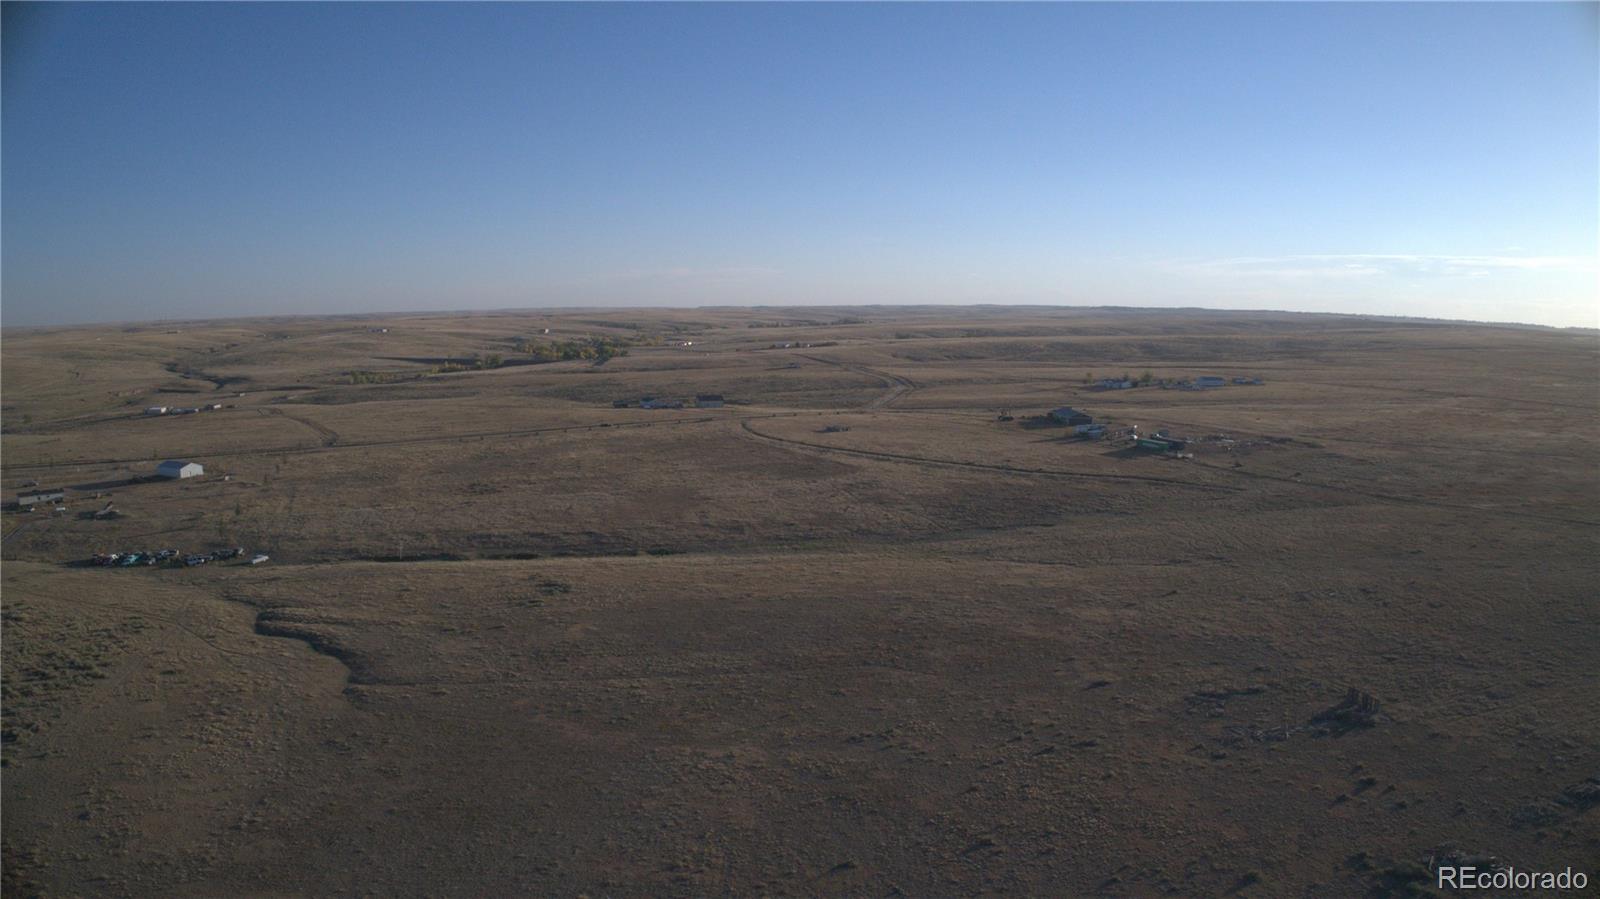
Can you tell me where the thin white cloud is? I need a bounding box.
[1183,254,1595,278]
[585,266,783,285]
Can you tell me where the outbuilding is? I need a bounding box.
[1049,407,1093,426]
[16,488,65,506]
[157,460,204,479]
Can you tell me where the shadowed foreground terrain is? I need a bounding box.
[3,306,1597,896]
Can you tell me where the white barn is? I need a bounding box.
[157,460,204,479]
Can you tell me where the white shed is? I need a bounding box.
[157,460,204,479]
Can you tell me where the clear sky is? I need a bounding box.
[3,2,1596,328]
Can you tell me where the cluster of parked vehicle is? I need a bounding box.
[89,547,269,568]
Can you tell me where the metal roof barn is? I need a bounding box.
[157,460,204,479]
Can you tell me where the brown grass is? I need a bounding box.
[3,306,1596,897]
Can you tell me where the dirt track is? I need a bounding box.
[737,417,1241,492]
[798,353,919,408]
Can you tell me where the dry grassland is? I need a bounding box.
[3,306,1596,896]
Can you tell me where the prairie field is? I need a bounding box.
[2,306,1596,897]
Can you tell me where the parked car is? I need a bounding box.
[183,554,209,567]
[119,553,145,566]
[249,554,270,565]
[156,549,178,560]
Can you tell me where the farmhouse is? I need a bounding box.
[696,394,725,408]
[157,460,204,479]
[1049,407,1093,426]
[17,488,65,506]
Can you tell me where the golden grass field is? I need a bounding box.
[3,306,1597,897]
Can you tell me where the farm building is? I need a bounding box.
[1049,407,1093,426]
[1195,376,1226,388]
[16,488,65,506]
[157,460,204,479]
[696,394,725,408]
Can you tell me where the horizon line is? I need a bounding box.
[3,301,1595,335]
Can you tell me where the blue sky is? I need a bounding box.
[3,2,1596,327]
